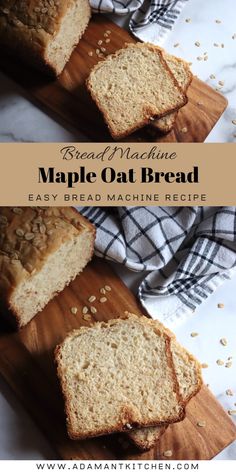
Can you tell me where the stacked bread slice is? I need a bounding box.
[55,313,202,449]
[87,43,192,140]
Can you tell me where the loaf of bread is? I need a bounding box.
[0,207,95,328]
[87,43,187,140]
[55,314,185,440]
[152,52,192,133]
[0,0,91,75]
[128,333,202,450]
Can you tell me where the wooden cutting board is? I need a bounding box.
[0,258,235,460]
[0,15,227,143]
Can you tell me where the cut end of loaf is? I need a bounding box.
[45,0,91,75]
[9,229,94,328]
[55,315,185,440]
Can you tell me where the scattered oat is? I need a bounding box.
[191,332,199,337]
[225,361,232,368]
[232,120,236,125]
[228,356,233,360]
[216,359,224,366]
[201,363,208,369]
[105,38,110,43]
[232,34,236,40]
[217,303,224,308]
[95,49,100,55]
[218,80,225,86]
[100,297,107,303]
[228,410,236,416]
[100,288,106,295]
[25,232,35,241]
[197,101,203,106]
[82,306,89,314]
[90,306,97,314]
[226,389,234,396]
[210,74,216,79]
[163,450,173,458]
[197,421,206,427]
[16,228,24,237]
[204,56,208,61]
[221,43,225,48]
[195,41,201,47]
[173,43,179,48]
[70,307,78,315]
[215,19,222,24]
[88,295,96,303]
[101,47,106,53]
[197,56,203,61]
[106,30,111,35]
[125,423,133,430]
[12,207,23,215]
[83,313,92,321]
[185,18,191,23]
[214,43,219,47]
[105,285,112,291]
[181,127,188,133]
[88,51,93,57]
[220,338,228,346]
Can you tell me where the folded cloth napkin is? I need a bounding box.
[78,206,236,327]
[90,0,188,43]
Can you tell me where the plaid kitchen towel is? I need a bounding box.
[78,206,236,327]
[90,0,188,43]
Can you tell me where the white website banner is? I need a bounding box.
[0,461,235,472]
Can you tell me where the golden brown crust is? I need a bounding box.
[86,42,187,140]
[55,314,185,441]
[0,207,95,328]
[0,0,91,75]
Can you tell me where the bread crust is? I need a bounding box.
[0,207,95,329]
[86,43,188,140]
[55,314,185,441]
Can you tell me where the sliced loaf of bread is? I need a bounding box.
[0,207,95,328]
[87,43,187,140]
[55,315,185,440]
[127,316,202,450]
[152,52,192,133]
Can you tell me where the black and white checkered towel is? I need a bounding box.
[90,0,188,42]
[78,207,236,327]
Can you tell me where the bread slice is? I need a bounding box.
[127,318,202,450]
[87,43,187,140]
[0,207,95,328]
[152,52,192,133]
[0,0,91,75]
[55,315,185,440]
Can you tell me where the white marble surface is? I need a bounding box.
[0,0,235,142]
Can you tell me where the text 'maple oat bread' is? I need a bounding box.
[152,51,193,133]
[127,331,202,450]
[55,314,185,440]
[0,0,91,76]
[87,42,188,140]
[0,207,95,328]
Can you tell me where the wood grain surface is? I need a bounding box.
[0,15,227,142]
[0,258,235,460]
